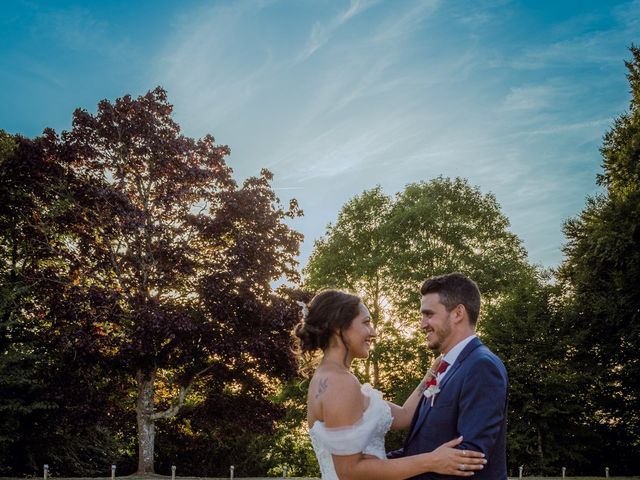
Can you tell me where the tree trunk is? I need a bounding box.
[537,424,544,469]
[364,356,371,383]
[372,356,380,390]
[136,370,156,474]
[372,275,381,390]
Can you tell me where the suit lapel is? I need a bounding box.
[437,337,482,392]
[407,394,429,444]
[406,337,483,444]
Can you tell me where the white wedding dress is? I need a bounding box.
[309,383,393,480]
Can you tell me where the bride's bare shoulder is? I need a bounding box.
[309,368,364,428]
[309,367,359,401]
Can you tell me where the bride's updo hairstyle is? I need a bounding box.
[294,290,361,353]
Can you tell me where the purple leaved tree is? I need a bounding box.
[60,87,302,474]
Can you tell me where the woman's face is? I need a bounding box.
[342,303,376,358]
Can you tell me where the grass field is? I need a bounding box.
[2,474,639,480]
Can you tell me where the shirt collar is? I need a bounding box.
[442,334,477,367]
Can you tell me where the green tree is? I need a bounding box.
[0,130,15,161]
[304,177,530,448]
[482,271,594,476]
[385,177,528,315]
[259,378,320,478]
[305,186,393,388]
[559,45,640,473]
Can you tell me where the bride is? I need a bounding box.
[294,290,486,480]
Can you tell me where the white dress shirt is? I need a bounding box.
[439,334,477,381]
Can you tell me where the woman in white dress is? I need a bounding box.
[294,290,486,480]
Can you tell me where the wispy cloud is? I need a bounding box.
[146,0,633,269]
[14,55,66,88]
[298,0,379,61]
[512,35,619,70]
[369,0,439,44]
[31,5,132,60]
[4,0,632,270]
[154,1,284,135]
[501,85,557,111]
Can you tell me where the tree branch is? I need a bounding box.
[150,364,216,420]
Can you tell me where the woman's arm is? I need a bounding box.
[333,436,486,480]
[387,356,441,430]
[318,371,485,480]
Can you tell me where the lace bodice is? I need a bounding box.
[308,383,393,480]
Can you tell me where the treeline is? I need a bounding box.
[1,48,639,477]
[0,88,305,477]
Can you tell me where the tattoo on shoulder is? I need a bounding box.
[316,377,328,399]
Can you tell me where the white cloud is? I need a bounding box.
[369,0,439,44]
[148,0,632,269]
[298,0,380,61]
[4,0,634,275]
[501,85,556,111]
[34,6,132,60]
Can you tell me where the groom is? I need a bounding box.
[388,272,508,479]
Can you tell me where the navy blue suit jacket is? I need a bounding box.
[388,337,508,480]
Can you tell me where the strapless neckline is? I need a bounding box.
[308,383,393,479]
[309,382,376,432]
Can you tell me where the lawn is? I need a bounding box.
[3,477,640,480]
[2,477,640,480]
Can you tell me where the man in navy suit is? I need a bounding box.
[388,272,508,480]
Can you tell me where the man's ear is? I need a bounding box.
[451,304,467,324]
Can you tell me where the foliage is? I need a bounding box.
[558,45,640,474]
[2,48,640,477]
[0,131,132,475]
[385,177,528,312]
[305,186,394,388]
[303,176,531,460]
[305,178,529,395]
[482,271,596,476]
[0,88,303,475]
[261,379,320,478]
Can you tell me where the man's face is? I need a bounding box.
[420,293,454,354]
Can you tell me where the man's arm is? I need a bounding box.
[456,355,507,457]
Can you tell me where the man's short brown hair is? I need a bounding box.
[421,272,481,325]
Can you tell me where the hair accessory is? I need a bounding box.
[296,300,309,319]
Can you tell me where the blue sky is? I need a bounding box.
[1,0,638,271]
